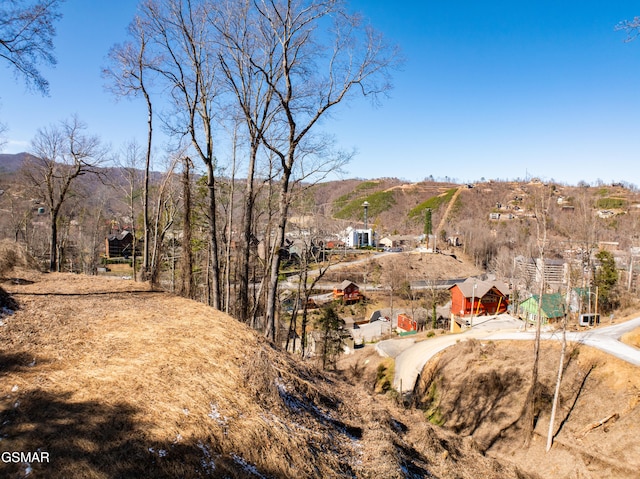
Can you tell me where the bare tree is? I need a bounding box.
[573,188,598,292]
[115,141,145,280]
[546,277,570,452]
[24,116,106,272]
[0,184,33,243]
[179,156,194,298]
[283,223,332,357]
[222,121,239,314]
[104,15,159,280]
[0,0,63,95]
[522,186,552,446]
[75,195,109,275]
[149,156,180,287]
[141,0,223,308]
[214,0,279,322]
[255,0,399,340]
[616,16,640,42]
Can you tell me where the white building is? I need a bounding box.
[343,227,374,248]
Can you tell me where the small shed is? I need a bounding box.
[378,235,417,250]
[518,293,566,324]
[333,280,361,303]
[397,313,417,332]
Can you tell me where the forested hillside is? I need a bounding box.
[3,150,640,318]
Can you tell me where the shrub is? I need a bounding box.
[0,240,39,276]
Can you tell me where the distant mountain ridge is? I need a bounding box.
[0,152,32,173]
[4,150,639,245]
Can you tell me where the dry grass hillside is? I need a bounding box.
[324,251,483,287]
[413,339,640,479]
[0,270,534,479]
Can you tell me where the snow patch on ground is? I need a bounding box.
[232,454,265,478]
[208,402,228,428]
[0,306,14,324]
[275,377,332,422]
[197,442,216,474]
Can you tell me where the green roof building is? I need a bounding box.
[518,292,566,324]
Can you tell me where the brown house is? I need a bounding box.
[449,278,509,318]
[333,280,362,303]
[105,231,134,259]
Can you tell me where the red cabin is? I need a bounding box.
[333,280,362,303]
[449,278,509,318]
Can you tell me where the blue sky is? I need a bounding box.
[2,1,640,186]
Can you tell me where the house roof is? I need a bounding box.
[335,280,358,290]
[379,235,417,242]
[521,293,565,318]
[451,278,509,298]
[107,230,132,242]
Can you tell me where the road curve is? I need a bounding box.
[383,315,640,395]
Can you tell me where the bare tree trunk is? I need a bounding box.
[89,204,105,275]
[141,97,152,280]
[523,278,544,446]
[49,208,59,272]
[523,188,550,446]
[205,239,212,306]
[206,161,221,310]
[546,312,567,451]
[238,145,257,321]
[224,127,238,315]
[547,274,571,452]
[104,17,154,281]
[250,172,276,331]
[149,159,178,288]
[265,171,292,341]
[179,157,193,298]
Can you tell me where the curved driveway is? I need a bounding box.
[377,315,640,395]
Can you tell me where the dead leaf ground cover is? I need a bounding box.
[0,271,532,479]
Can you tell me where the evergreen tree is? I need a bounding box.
[424,208,432,236]
[594,249,618,312]
[315,305,345,370]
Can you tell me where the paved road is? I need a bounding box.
[378,315,640,395]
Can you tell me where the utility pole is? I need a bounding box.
[470,280,477,327]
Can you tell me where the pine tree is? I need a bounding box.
[424,208,432,236]
[315,305,345,370]
[594,250,618,312]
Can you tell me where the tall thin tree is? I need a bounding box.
[522,186,552,446]
[104,15,158,280]
[253,0,399,341]
[142,0,223,308]
[214,0,279,322]
[179,156,194,298]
